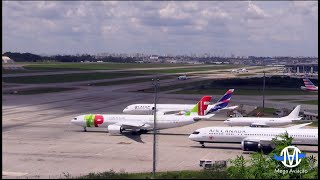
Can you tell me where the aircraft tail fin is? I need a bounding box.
[206,89,234,114]
[284,105,301,120]
[185,96,212,116]
[303,75,316,88]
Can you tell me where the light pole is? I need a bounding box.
[152,77,159,178]
[262,71,265,115]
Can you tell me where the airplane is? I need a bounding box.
[122,89,237,115]
[230,68,248,73]
[224,105,302,127]
[189,122,317,152]
[71,96,214,135]
[177,74,187,80]
[300,75,318,92]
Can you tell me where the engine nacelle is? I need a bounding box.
[108,124,123,135]
[241,140,274,153]
[241,140,261,151]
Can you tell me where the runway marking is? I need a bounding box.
[2,171,28,176]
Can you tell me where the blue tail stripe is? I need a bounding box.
[219,94,232,102]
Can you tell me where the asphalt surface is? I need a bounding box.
[2,67,318,178]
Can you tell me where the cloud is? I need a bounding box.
[2,1,318,56]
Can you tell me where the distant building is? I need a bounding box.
[302,110,318,121]
[149,55,159,60]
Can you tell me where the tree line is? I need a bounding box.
[2,52,138,63]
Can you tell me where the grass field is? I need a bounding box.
[174,88,317,96]
[138,78,318,95]
[138,65,243,74]
[90,75,176,86]
[137,80,213,93]
[3,72,144,84]
[22,62,197,71]
[3,87,77,95]
[270,99,318,105]
[293,100,318,105]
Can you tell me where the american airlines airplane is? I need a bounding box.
[224,105,302,127]
[71,96,214,135]
[189,123,317,152]
[300,75,318,91]
[123,89,237,115]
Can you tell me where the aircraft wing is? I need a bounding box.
[250,122,269,127]
[114,122,150,129]
[243,137,274,146]
[286,122,313,129]
[222,106,238,110]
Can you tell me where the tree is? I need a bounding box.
[227,132,318,179]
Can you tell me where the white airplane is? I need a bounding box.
[300,75,318,92]
[230,68,248,73]
[123,89,237,115]
[224,105,302,127]
[71,96,214,135]
[177,74,187,80]
[239,68,248,72]
[189,123,317,152]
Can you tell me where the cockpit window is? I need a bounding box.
[192,131,200,134]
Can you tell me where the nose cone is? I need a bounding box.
[224,119,231,125]
[71,115,86,127]
[123,106,131,114]
[188,133,199,141]
[188,134,196,141]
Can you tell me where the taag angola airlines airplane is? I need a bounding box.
[224,105,302,127]
[189,122,317,152]
[301,75,318,92]
[123,89,237,115]
[71,96,214,135]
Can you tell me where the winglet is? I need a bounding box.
[286,122,312,129]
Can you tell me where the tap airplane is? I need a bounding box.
[123,89,237,115]
[71,96,214,135]
[300,75,318,92]
[224,105,302,127]
[189,123,317,152]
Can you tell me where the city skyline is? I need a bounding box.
[3,1,318,57]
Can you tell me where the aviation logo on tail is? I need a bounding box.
[186,96,212,116]
[206,89,234,114]
[303,76,316,88]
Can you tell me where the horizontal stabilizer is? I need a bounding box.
[286,122,312,129]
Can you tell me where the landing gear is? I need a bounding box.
[83,127,87,132]
[200,142,205,148]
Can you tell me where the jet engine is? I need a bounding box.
[108,124,123,135]
[241,140,274,154]
[241,140,261,151]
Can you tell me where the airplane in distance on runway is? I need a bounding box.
[301,75,318,92]
[123,89,237,115]
[71,96,214,135]
[189,122,317,152]
[177,74,188,80]
[224,105,302,127]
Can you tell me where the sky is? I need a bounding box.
[2,1,318,57]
